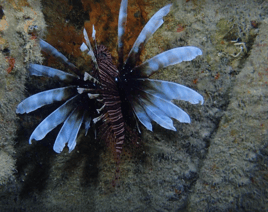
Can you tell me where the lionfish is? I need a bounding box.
[17,0,203,165]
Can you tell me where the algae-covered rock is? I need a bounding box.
[188,19,268,211]
[0,0,45,195]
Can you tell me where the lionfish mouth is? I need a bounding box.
[17,0,203,163]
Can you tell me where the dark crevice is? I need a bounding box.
[66,0,90,29]
[0,5,4,19]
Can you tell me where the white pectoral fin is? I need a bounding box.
[16,86,76,114]
[139,98,176,131]
[29,64,79,81]
[129,97,153,131]
[124,4,172,70]
[137,79,204,104]
[29,95,79,144]
[118,0,128,67]
[138,89,191,124]
[39,39,77,70]
[53,108,84,153]
[132,46,202,77]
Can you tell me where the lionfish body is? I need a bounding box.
[17,0,203,162]
[95,45,125,156]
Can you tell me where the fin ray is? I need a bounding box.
[16,86,77,114]
[29,64,79,81]
[29,95,79,144]
[131,46,202,77]
[53,108,84,153]
[124,4,171,71]
[39,39,77,71]
[135,79,204,104]
[118,0,128,68]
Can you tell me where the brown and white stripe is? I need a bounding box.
[96,45,125,156]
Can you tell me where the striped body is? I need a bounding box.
[96,45,125,156]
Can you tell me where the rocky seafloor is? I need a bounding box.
[0,0,267,211]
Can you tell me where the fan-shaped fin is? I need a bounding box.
[67,113,84,152]
[118,0,128,68]
[129,98,152,131]
[16,86,77,114]
[131,46,202,77]
[29,64,79,81]
[138,89,191,123]
[29,95,79,144]
[39,39,77,71]
[124,4,171,71]
[53,107,84,153]
[138,97,176,131]
[134,79,204,104]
